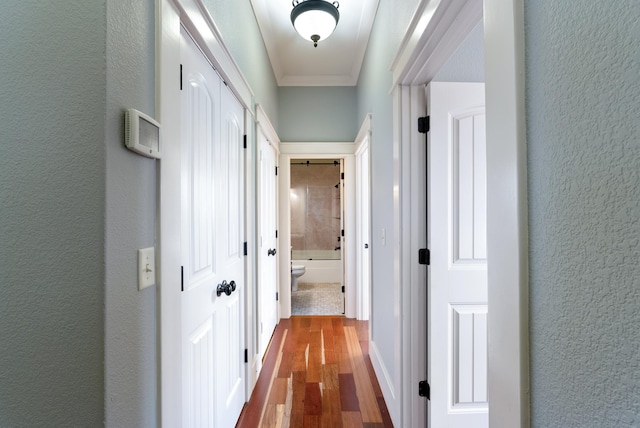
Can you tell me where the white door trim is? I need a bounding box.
[483,1,529,425]
[278,142,357,319]
[256,105,281,155]
[354,115,372,321]
[355,114,372,153]
[390,0,529,427]
[156,0,255,424]
[243,106,259,395]
[390,0,483,88]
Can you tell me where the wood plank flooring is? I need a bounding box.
[236,316,394,428]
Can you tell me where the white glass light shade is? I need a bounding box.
[293,9,336,41]
[291,1,339,46]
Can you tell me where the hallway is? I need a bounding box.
[236,317,394,427]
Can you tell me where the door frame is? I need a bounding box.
[390,0,528,427]
[278,142,357,319]
[156,0,256,425]
[354,115,372,321]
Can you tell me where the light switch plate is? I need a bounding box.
[138,247,156,290]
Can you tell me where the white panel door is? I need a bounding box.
[218,77,246,428]
[427,82,488,428]
[180,27,245,428]
[258,131,278,356]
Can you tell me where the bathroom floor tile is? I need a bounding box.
[291,282,343,315]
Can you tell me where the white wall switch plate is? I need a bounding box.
[138,247,156,290]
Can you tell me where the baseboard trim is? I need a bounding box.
[369,339,399,425]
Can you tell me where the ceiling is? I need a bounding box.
[250,0,380,86]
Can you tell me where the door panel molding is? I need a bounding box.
[428,80,488,428]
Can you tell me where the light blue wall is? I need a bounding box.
[104,0,158,426]
[4,1,637,427]
[103,1,278,425]
[203,0,279,128]
[356,0,422,402]
[0,1,278,426]
[278,86,358,141]
[433,21,484,82]
[525,1,640,426]
[0,1,106,426]
[0,0,165,426]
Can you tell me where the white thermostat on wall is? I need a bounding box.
[124,108,161,159]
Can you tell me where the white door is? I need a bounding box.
[427,82,488,427]
[258,132,278,356]
[180,27,246,428]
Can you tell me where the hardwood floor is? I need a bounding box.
[236,316,394,428]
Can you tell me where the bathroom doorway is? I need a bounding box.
[289,159,344,315]
[277,142,358,319]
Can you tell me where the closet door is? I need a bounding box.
[258,132,278,356]
[180,26,246,428]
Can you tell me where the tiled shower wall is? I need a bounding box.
[290,162,341,254]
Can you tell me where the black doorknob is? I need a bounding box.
[267,248,277,256]
[216,280,233,297]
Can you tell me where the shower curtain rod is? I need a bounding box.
[291,160,340,166]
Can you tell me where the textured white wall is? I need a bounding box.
[526,1,640,426]
[0,1,106,426]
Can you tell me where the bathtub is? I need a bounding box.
[291,250,342,284]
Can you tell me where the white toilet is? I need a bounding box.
[291,264,306,292]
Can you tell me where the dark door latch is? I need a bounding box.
[216,280,237,296]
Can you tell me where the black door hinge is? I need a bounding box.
[341,229,344,237]
[341,172,344,180]
[275,230,278,239]
[341,285,345,293]
[419,381,430,399]
[180,64,183,90]
[243,242,248,256]
[244,348,248,363]
[181,266,184,291]
[418,248,430,265]
[418,116,429,134]
[276,292,279,301]
[275,166,279,176]
[243,135,247,149]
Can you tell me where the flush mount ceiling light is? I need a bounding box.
[291,0,340,47]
